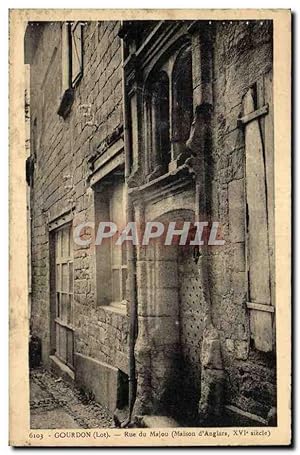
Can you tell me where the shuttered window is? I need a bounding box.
[61,22,83,93]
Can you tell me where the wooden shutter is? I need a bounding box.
[243,71,275,352]
[61,23,71,93]
[71,22,83,87]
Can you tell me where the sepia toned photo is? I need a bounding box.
[9,9,291,446]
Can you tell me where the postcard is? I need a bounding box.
[9,8,291,446]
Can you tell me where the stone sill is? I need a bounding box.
[101,304,127,316]
[128,163,193,201]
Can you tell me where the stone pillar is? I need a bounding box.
[133,207,181,417]
[132,201,152,416]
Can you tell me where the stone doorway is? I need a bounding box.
[135,209,205,423]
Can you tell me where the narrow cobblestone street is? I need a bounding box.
[30,368,114,429]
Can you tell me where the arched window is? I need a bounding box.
[172,45,193,157]
[145,43,193,180]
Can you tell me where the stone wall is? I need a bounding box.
[209,21,275,420]
[28,21,129,380]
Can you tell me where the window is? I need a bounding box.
[94,177,127,309]
[58,22,83,118]
[70,22,84,87]
[150,72,171,173]
[109,182,127,306]
[172,45,193,152]
[54,224,74,368]
[62,21,83,91]
[145,43,193,179]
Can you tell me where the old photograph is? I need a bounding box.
[9,9,291,446]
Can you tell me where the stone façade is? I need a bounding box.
[26,19,276,426]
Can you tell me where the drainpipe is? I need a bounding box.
[119,24,137,427]
[122,202,137,428]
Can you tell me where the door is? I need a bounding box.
[178,245,205,424]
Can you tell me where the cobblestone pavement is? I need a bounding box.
[30,368,114,429]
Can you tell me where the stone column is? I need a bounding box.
[133,207,181,417]
[132,201,152,416]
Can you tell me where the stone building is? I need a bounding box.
[25,19,276,427]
